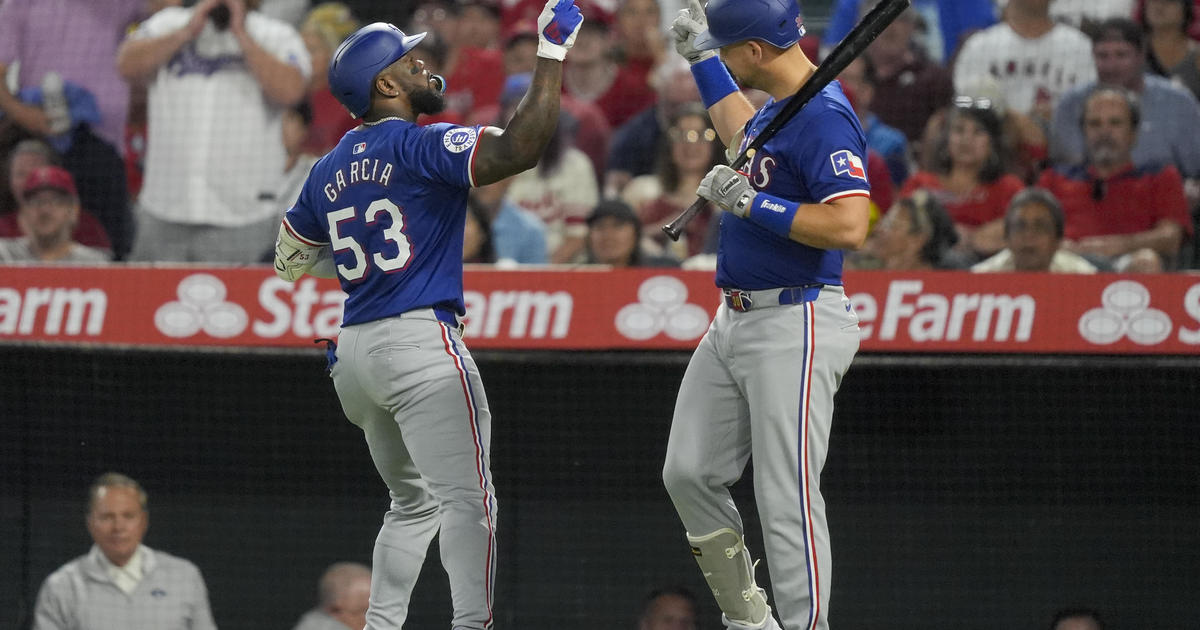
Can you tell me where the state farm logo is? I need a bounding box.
[1078,280,1172,345]
[852,280,1035,342]
[155,274,249,338]
[614,276,710,341]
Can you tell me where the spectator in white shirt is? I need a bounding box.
[117,0,311,263]
[954,0,1096,123]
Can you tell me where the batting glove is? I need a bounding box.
[671,0,715,65]
[698,164,757,218]
[537,0,584,61]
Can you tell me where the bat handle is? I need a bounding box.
[662,197,707,241]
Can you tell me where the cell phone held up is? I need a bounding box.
[209,4,231,30]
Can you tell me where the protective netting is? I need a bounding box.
[2,347,1197,629]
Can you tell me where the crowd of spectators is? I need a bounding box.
[1,0,1199,274]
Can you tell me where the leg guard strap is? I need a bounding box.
[687,528,772,627]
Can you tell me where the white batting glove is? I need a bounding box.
[536,0,584,61]
[698,164,756,218]
[671,0,715,65]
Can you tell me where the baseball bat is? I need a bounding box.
[662,0,912,241]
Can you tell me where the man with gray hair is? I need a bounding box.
[1038,87,1192,270]
[290,562,372,630]
[32,472,217,630]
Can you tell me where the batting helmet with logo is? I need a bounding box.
[328,22,427,118]
[694,0,805,51]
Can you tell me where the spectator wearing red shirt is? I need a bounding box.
[564,19,657,129]
[411,0,506,123]
[900,101,1024,260]
[865,150,895,223]
[1038,87,1192,270]
[608,0,664,121]
[471,25,612,182]
[498,0,616,42]
[298,2,360,153]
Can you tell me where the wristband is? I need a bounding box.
[537,39,568,61]
[691,56,738,108]
[747,193,799,238]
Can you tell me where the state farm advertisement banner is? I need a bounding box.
[2,266,1200,354]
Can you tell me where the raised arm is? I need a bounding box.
[470,0,583,186]
[117,0,219,83]
[669,0,755,145]
[227,0,307,107]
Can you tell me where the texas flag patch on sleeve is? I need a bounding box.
[830,149,867,181]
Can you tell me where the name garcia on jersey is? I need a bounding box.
[323,158,395,203]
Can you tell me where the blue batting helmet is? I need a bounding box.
[694,0,805,51]
[328,22,427,118]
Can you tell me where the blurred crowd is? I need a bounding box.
[2,0,1200,274]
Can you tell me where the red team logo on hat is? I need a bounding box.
[830,149,866,181]
[22,165,78,198]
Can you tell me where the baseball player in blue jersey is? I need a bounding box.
[271,2,583,628]
[661,1,870,629]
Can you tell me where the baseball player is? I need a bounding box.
[271,1,583,628]
[661,1,870,629]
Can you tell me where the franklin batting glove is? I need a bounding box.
[671,0,715,64]
[698,164,756,218]
[537,0,584,61]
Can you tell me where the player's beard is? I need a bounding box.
[405,82,446,117]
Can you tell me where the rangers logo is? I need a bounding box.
[830,149,867,181]
[724,289,753,312]
[443,127,478,154]
[353,142,366,154]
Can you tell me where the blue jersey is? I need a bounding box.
[284,120,484,326]
[715,82,869,290]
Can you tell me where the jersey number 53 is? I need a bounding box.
[328,199,412,282]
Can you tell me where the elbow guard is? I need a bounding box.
[273,223,323,282]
